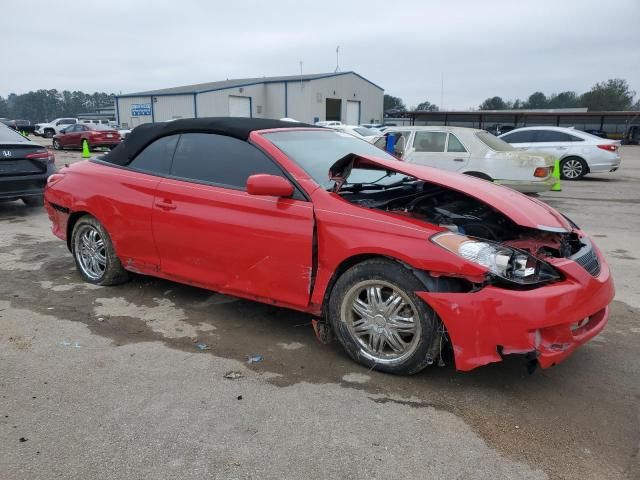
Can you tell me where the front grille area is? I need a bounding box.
[571,240,601,277]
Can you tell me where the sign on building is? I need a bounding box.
[131,103,152,116]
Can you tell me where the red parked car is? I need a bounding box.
[44,118,614,374]
[52,123,121,151]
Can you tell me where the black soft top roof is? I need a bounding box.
[102,117,317,166]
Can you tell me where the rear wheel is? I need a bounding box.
[71,216,129,286]
[22,195,44,207]
[44,129,54,139]
[560,157,588,180]
[329,259,441,375]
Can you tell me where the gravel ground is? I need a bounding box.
[1,137,638,479]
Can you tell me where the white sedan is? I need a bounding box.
[373,126,556,193]
[329,125,380,141]
[498,126,621,180]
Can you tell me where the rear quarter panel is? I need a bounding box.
[46,161,162,271]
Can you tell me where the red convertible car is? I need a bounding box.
[52,123,121,151]
[44,118,614,374]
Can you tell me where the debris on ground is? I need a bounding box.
[237,395,243,400]
[247,354,263,364]
[195,343,210,351]
[19,437,27,442]
[59,340,81,349]
[223,371,244,380]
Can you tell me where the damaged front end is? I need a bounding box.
[330,153,615,370]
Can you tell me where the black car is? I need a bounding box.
[583,129,609,139]
[14,120,37,135]
[0,124,56,206]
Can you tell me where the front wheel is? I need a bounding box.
[560,157,588,180]
[329,259,441,375]
[53,139,62,150]
[71,216,129,286]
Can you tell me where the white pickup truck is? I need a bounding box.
[35,118,78,138]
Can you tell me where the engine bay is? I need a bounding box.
[341,179,583,259]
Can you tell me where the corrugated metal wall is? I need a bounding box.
[153,95,195,121]
[116,96,153,128]
[117,73,384,126]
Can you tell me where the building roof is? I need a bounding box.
[118,71,383,98]
[403,110,640,117]
[101,117,317,166]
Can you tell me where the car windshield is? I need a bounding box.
[263,130,406,189]
[476,131,514,151]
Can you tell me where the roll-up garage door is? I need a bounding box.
[346,100,360,125]
[229,96,251,117]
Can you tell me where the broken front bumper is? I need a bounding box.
[417,244,615,371]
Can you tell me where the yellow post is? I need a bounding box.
[551,159,562,192]
[82,140,91,158]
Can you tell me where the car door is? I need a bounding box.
[60,124,79,147]
[405,131,468,171]
[499,130,535,150]
[502,130,570,158]
[73,124,89,148]
[93,134,180,273]
[526,130,571,158]
[152,133,315,309]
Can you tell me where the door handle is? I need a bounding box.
[453,158,465,162]
[155,199,176,210]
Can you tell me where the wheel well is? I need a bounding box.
[321,254,393,316]
[319,254,473,316]
[463,171,493,181]
[66,211,90,251]
[561,156,590,173]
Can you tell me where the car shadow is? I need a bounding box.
[0,200,43,218]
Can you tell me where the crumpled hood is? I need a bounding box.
[329,154,572,232]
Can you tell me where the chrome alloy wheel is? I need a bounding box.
[562,158,584,179]
[340,280,422,365]
[74,224,107,281]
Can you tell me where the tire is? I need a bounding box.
[44,129,54,139]
[560,157,588,180]
[22,195,44,207]
[464,171,493,182]
[328,259,441,375]
[71,216,129,286]
[52,139,62,150]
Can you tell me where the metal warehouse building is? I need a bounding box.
[115,71,383,128]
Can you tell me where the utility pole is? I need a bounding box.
[335,46,340,73]
[440,72,444,110]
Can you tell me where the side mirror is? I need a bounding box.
[246,174,294,198]
[59,129,66,134]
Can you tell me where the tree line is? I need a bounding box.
[0,90,115,123]
[384,78,638,114]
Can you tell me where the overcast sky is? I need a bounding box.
[2,0,638,109]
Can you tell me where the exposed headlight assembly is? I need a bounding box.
[431,232,561,286]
